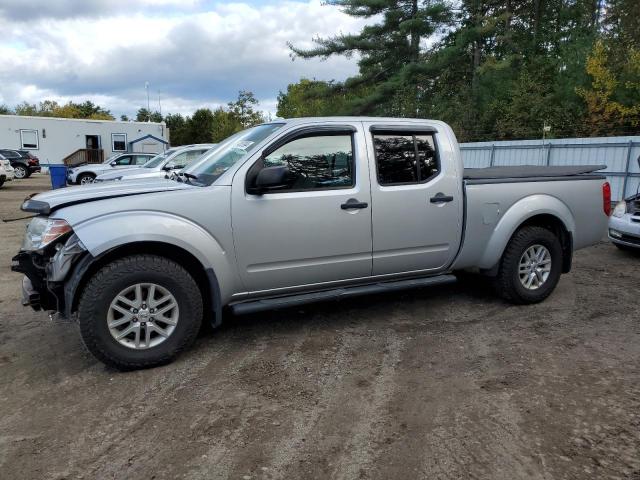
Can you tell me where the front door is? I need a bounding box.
[85,135,102,163]
[232,124,373,293]
[85,135,100,149]
[364,123,463,275]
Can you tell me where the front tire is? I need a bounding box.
[495,226,562,304]
[77,173,95,185]
[78,255,203,370]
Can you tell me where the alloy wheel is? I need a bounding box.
[107,283,179,349]
[518,244,552,290]
[14,166,26,179]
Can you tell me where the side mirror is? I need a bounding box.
[251,165,289,194]
[162,162,179,171]
[110,161,117,167]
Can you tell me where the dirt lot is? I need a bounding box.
[0,174,638,480]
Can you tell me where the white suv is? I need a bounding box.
[0,153,15,188]
[66,152,156,185]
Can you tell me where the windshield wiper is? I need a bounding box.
[182,172,199,181]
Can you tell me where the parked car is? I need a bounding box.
[0,153,16,187]
[13,117,610,369]
[66,152,156,185]
[0,149,41,179]
[95,144,216,183]
[608,156,640,251]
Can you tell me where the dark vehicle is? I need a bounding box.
[0,149,41,179]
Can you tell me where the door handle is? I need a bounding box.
[341,199,369,210]
[430,193,454,203]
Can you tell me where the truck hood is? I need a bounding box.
[22,178,195,215]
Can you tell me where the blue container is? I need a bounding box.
[49,164,68,190]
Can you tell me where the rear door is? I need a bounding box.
[364,123,463,275]
[231,123,373,293]
[133,155,153,165]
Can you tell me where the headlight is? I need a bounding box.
[22,217,73,251]
[612,201,627,218]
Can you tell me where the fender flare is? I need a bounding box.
[64,211,238,326]
[478,194,575,270]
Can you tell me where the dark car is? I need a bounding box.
[0,149,42,179]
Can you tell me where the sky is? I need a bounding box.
[0,0,368,118]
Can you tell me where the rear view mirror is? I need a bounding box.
[251,165,289,194]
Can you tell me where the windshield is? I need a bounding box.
[185,123,284,185]
[103,153,121,164]
[143,149,177,168]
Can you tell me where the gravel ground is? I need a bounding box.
[1,174,639,480]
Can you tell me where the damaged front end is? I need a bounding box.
[11,217,88,317]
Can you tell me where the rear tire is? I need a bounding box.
[78,255,203,370]
[77,173,95,185]
[495,226,562,304]
[13,165,27,179]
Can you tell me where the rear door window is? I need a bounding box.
[373,133,439,186]
[0,150,19,159]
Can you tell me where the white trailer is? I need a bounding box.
[0,114,169,167]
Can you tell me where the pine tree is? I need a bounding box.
[289,0,453,115]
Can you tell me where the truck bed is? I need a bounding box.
[453,169,608,272]
[463,165,606,183]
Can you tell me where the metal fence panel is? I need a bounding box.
[460,136,640,201]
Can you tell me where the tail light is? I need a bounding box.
[28,159,39,165]
[602,182,611,216]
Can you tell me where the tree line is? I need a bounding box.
[155,91,267,145]
[277,0,639,141]
[0,100,114,120]
[0,91,267,147]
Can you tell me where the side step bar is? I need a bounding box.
[230,274,457,315]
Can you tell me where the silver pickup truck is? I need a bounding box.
[12,118,610,369]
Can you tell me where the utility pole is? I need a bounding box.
[158,91,162,118]
[541,122,551,165]
[145,82,150,122]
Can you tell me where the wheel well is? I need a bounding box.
[72,241,212,318]
[515,214,573,273]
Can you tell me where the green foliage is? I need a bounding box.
[164,113,187,145]
[284,0,639,140]
[186,108,216,144]
[165,90,266,146]
[12,100,114,120]
[276,79,363,118]
[136,108,163,122]
[227,90,265,128]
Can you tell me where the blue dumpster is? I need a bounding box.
[49,164,68,189]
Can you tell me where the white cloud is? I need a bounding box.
[0,1,366,118]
